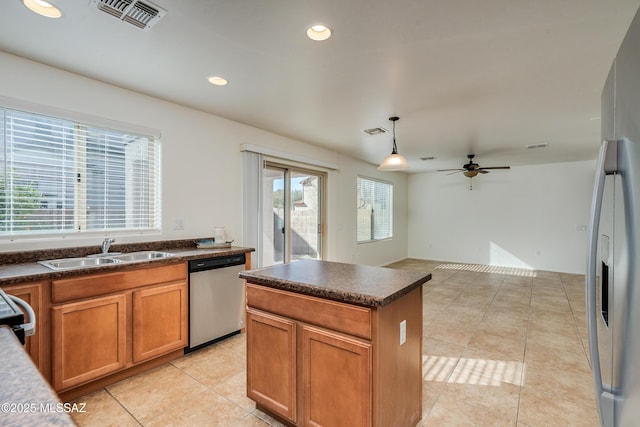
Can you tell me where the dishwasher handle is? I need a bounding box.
[189,254,246,272]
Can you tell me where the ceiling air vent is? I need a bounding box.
[92,0,167,30]
[526,143,548,149]
[363,127,387,136]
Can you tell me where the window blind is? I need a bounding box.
[0,107,160,237]
[356,176,392,242]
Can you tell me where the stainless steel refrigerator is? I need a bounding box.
[586,6,640,427]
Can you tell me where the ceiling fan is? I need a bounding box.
[437,154,510,189]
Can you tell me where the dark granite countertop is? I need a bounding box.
[0,244,254,286]
[239,259,431,307]
[0,327,75,427]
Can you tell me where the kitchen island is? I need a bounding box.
[239,260,431,427]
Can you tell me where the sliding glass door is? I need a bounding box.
[262,165,286,265]
[262,163,324,266]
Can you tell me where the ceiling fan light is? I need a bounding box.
[378,153,409,171]
[463,170,478,178]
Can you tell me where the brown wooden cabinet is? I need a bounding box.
[3,282,44,372]
[246,309,297,423]
[302,325,372,427]
[52,294,127,390]
[132,282,188,363]
[245,283,422,427]
[50,263,188,393]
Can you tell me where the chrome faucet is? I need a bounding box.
[101,238,115,254]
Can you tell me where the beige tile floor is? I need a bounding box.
[70,259,598,427]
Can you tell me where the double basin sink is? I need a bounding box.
[38,251,174,271]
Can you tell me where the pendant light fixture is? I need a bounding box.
[378,116,409,171]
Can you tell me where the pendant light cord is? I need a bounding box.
[390,116,399,154]
[392,119,398,154]
[378,116,407,171]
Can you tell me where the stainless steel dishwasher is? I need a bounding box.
[186,253,246,352]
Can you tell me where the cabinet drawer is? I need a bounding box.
[52,263,187,303]
[246,284,372,340]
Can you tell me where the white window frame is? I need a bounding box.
[0,99,161,240]
[356,175,393,243]
[262,160,326,265]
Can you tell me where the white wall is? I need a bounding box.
[0,51,408,267]
[407,161,595,274]
[4,51,588,272]
[334,154,409,266]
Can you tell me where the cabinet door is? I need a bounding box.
[246,308,297,423]
[52,294,127,391]
[4,282,43,372]
[302,325,372,427]
[132,282,188,363]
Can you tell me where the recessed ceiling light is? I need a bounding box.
[22,0,62,18]
[207,76,228,86]
[306,24,332,41]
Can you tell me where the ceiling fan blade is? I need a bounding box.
[478,169,490,174]
[446,170,464,176]
[480,166,510,170]
[437,168,465,172]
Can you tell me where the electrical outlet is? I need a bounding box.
[399,320,406,345]
[172,218,184,230]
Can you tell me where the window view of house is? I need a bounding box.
[0,108,160,236]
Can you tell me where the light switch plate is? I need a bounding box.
[400,320,406,345]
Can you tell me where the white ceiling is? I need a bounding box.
[1,0,639,173]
